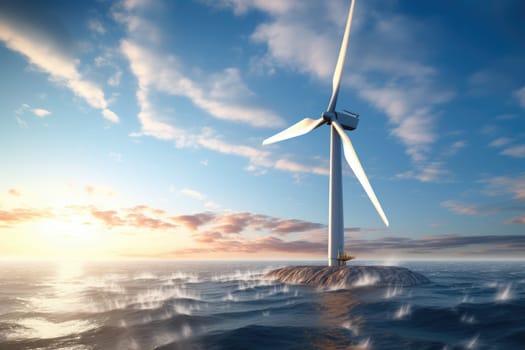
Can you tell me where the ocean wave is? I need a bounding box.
[384,286,403,299]
[495,284,512,301]
[394,304,411,319]
[4,317,97,341]
[212,268,271,283]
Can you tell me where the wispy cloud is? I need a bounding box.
[181,188,206,201]
[514,85,525,109]
[0,6,119,123]
[32,108,51,117]
[443,175,525,222]
[15,103,51,121]
[345,234,525,256]
[177,236,324,256]
[120,39,283,129]
[505,216,525,225]
[441,200,480,215]
[7,188,21,197]
[501,145,525,158]
[396,162,449,183]
[489,137,513,148]
[3,192,524,257]
[115,0,283,128]
[90,205,176,230]
[94,49,123,87]
[481,175,525,201]
[487,135,525,159]
[87,18,106,35]
[119,29,327,177]
[0,208,53,227]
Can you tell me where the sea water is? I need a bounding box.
[0,260,524,349]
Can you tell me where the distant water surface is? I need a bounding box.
[0,260,524,349]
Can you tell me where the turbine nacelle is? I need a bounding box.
[322,110,359,131]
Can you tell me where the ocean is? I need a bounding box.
[0,260,524,349]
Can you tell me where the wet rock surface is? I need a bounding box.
[265,265,430,288]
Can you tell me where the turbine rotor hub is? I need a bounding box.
[322,111,359,130]
[322,111,336,124]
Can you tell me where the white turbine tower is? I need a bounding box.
[262,0,389,266]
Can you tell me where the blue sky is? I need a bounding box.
[0,0,524,260]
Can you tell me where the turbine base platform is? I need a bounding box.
[266,265,430,289]
[336,252,355,266]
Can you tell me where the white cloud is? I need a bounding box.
[94,49,123,87]
[514,85,525,109]
[480,175,525,201]
[87,19,106,35]
[14,103,50,123]
[0,19,119,123]
[441,200,479,215]
[489,137,513,148]
[31,108,51,117]
[15,115,27,128]
[204,201,220,209]
[180,188,222,209]
[251,18,337,80]
[216,0,301,16]
[181,188,205,201]
[108,70,122,87]
[120,40,282,128]
[116,4,330,178]
[102,109,119,123]
[501,145,525,158]
[444,140,466,156]
[396,162,449,183]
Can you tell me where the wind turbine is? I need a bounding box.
[262,0,389,267]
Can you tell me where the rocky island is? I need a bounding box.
[266,265,430,289]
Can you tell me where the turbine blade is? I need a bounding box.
[327,0,356,112]
[332,121,389,226]
[262,117,325,146]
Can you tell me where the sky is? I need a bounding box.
[0,0,524,261]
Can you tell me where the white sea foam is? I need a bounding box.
[133,285,200,310]
[341,320,360,336]
[133,272,157,280]
[354,337,371,349]
[485,281,499,288]
[325,280,348,291]
[151,324,192,350]
[394,304,411,319]
[384,285,402,298]
[173,303,199,315]
[460,314,476,324]
[165,271,200,283]
[353,273,379,287]
[222,292,238,302]
[269,284,290,295]
[496,284,512,301]
[461,294,474,303]
[465,334,479,349]
[181,324,192,337]
[212,269,266,282]
[237,278,273,291]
